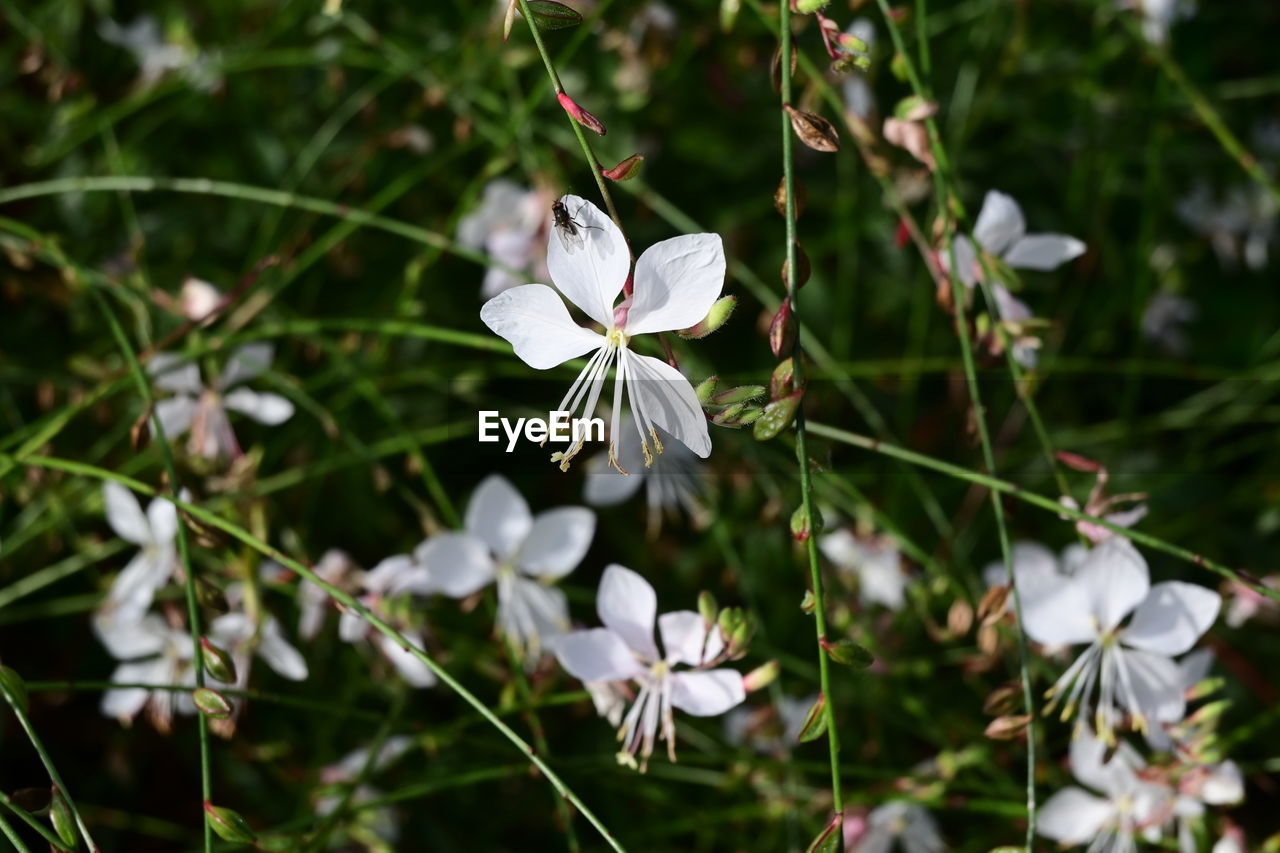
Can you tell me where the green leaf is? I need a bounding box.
[824,639,874,668]
[0,665,29,714]
[525,0,583,30]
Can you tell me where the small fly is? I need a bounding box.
[551,197,601,255]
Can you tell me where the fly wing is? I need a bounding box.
[555,223,585,255]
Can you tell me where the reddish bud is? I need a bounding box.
[204,802,256,843]
[769,297,796,358]
[557,92,606,136]
[601,153,644,181]
[894,218,911,249]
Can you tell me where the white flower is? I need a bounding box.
[553,565,746,771]
[848,801,946,853]
[98,481,179,622]
[99,16,194,87]
[148,343,295,461]
[457,179,551,298]
[1177,182,1276,270]
[1039,727,1173,852]
[1117,0,1196,45]
[841,18,877,120]
[982,540,1089,621]
[1169,760,1244,853]
[480,195,723,470]
[297,549,361,641]
[96,613,196,731]
[582,414,706,528]
[420,474,594,663]
[337,558,437,689]
[1142,292,1197,355]
[1222,575,1280,628]
[723,694,815,755]
[322,736,415,784]
[950,190,1086,287]
[819,528,908,611]
[179,276,223,322]
[1022,539,1221,738]
[210,611,309,685]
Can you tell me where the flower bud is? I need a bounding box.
[769,297,796,358]
[711,402,746,425]
[601,153,644,182]
[797,693,829,742]
[800,589,816,613]
[1185,675,1226,702]
[720,0,741,31]
[0,665,29,714]
[192,687,234,720]
[695,375,718,405]
[784,105,840,153]
[557,92,606,136]
[678,295,737,339]
[717,606,742,642]
[180,276,223,322]
[204,802,256,844]
[984,714,1032,741]
[743,660,779,692]
[837,32,869,54]
[982,683,1021,716]
[200,638,238,684]
[50,786,76,848]
[712,384,765,406]
[795,0,830,13]
[503,0,517,41]
[698,591,718,629]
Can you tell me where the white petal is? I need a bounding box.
[625,352,712,458]
[507,578,571,647]
[464,474,532,561]
[670,669,745,716]
[982,540,1057,588]
[517,507,595,579]
[1119,648,1186,723]
[1036,787,1114,844]
[658,610,721,667]
[553,628,644,682]
[1122,582,1221,656]
[148,353,203,394]
[379,633,437,688]
[219,342,275,389]
[597,564,659,660]
[582,446,646,506]
[256,618,309,681]
[1069,725,1138,793]
[1200,761,1244,805]
[1004,234,1086,270]
[947,234,979,287]
[417,532,496,598]
[209,611,252,644]
[545,194,629,327]
[818,529,859,570]
[973,190,1026,256]
[1178,648,1215,688]
[93,612,169,660]
[625,234,726,335]
[222,388,295,425]
[338,610,367,643]
[105,550,173,621]
[1020,579,1097,647]
[363,554,419,596]
[154,395,197,438]
[146,496,178,546]
[1074,538,1151,632]
[103,481,152,545]
[101,660,167,720]
[480,284,606,369]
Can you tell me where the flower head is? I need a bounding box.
[847,801,946,853]
[336,555,437,689]
[99,481,179,622]
[480,195,723,470]
[820,528,909,611]
[95,612,196,732]
[457,179,551,298]
[950,190,1086,286]
[148,343,294,462]
[553,565,746,771]
[1021,539,1221,739]
[420,474,594,663]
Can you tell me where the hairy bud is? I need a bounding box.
[678,295,737,339]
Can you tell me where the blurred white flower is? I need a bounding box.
[949,190,1086,287]
[297,549,362,641]
[322,736,414,784]
[1038,727,1173,852]
[99,16,219,91]
[148,343,294,461]
[982,540,1090,624]
[337,554,437,689]
[315,737,414,849]
[723,694,815,755]
[841,18,877,120]
[1169,760,1244,853]
[96,613,196,732]
[98,481,179,622]
[179,276,223,322]
[457,180,550,298]
[1177,182,1276,271]
[480,194,721,469]
[1142,291,1198,355]
[846,801,945,853]
[1117,0,1196,45]
[1222,575,1280,628]
[210,611,309,684]
[553,565,746,771]
[819,528,908,611]
[1022,539,1221,738]
[420,474,594,663]
[582,414,706,529]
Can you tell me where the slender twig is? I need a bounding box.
[0,810,34,853]
[0,791,73,852]
[91,289,214,851]
[778,2,844,844]
[6,456,628,853]
[513,0,623,228]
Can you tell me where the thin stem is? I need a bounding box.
[91,289,214,851]
[7,456,628,853]
[514,0,623,228]
[0,792,71,852]
[0,810,34,853]
[778,1,844,843]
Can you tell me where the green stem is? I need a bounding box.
[778,1,844,843]
[0,810,34,853]
[91,290,214,851]
[0,792,71,852]
[7,456,628,853]
[513,0,624,229]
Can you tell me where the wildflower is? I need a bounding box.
[949,190,1086,286]
[209,611,309,684]
[553,564,747,771]
[337,558,437,689]
[1038,727,1173,852]
[148,343,294,461]
[1057,452,1148,545]
[297,549,361,641]
[315,737,415,849]
[1142,291,1198,355]
[846,801,946,853]
[819,528,908,611]
[1176,182,1276,270]
[723,694,815,755]
[96,612,197,732]
[456,179,551,298]
[1169,760,1244,853]
[1022,539,1221,739]
[98,481,179,622]
[1117,0,1196,45]
[480,194,722,469]
[1222,575,1280,628]
[179,276,223,322]
[582,414,707,530]
[981,540,1090,620]
[98,16,218,91]
[841,19,877,120]
[420,474,594,663]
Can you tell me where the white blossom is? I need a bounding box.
[848,801,946,853]
[950,190,1086,286]
[148,343,294,461]
[1142,291,1198,355]
[297,549,362,641]
[1177,182,1276,271]
[210,611,310,685]
[1022,539,1221,738]
[457,179,551,298]
[553,565,746,771]
[95,613,196,731]
[820,528,908,611]
[480,195,722,470]
[419,474,594,663]
[98,481,179,622]
[99,16,219,91]
[337,555,437,689]
[841,19,877,120]
[1117,0,1196,45]
[582,414,706,528]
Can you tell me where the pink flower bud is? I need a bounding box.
[601,153,644,181]
[557,92,607,136]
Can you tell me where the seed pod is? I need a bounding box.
[49,786,76,848]
[753,390,803,441]
[193,687,234,720]
[601,153,644,182]
[773,175,807,218]
[200,637,238,684]
[769,297,796,358]
[984,714,1032,741]
[781,243,811,290]
[823,638,874,668]
[796,693,829,742]
[556,92,606,136]
[784,105,840,152]
[204,802,256,844]
[771,357,797,399]
[790,505,813,541]
[982,682,1022,716]
[977,584,1010,625]
[131,404,153,451]
[770,46,798,95]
